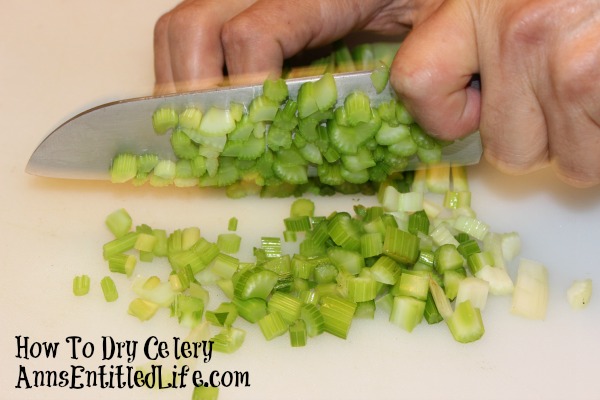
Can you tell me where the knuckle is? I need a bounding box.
[500,0,553,49]
[221,14,265,50]
[550,43,600,101]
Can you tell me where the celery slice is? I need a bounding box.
[100,276,118,302]
[447,300,485,343]
[73,275,90,296]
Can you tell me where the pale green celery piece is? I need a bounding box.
[267,292,303,324]
[429,278,453,320]
[447,299,485,343]
[100,276,118,302]
[102,231,138,260]
[110,153,137,183]
[248,94,280,123]
[178,107,202,130]
[370,62,390,94]
[198,106,236,136]
[395,102,414,125]
[228,217,238,232]
[108,254,137,277]
[105,208,132,238]
[344,91,372,126]
[152,107,178,134]
[376,122,411,146]
[134,232,157,253]
[417,146,442,165]
[297,81,319,119]
[137,153,159,173]
[205,302,238,327]
[263,77,289,103]
[327,247,364,275]
[454,215,490,241]
[347,275,379,302]
[73,275,90,296]
[382,226,420,264]
[258,311,289,340]
[128,298,160,321]
[211,327,246,353]
[455,276,490,311]
[289,319,308,347]
[320,296,357,339]
[210,252,240,279]
[312,72,338,111]
[234,267,279,300]
[153,159,177,180]
[434,244,465,274]
[394,271,430,301]
[370,256,401,285]
[360,232,383,258]
[233,297,268,323]
[444,269,467,300]
[390,295,425,332]
[229,102,245,122]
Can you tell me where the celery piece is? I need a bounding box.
[312,72,338,111]
[297,81,319,119]
[171,294,205,328]
[107,253,137,277]
[137,153,159,174]
[205,302,238,327]
[234,267,279,300]
[263,77,289,103]
[134,232,157,253]
[327,212,361,251]
[370,256,401,285]
[566,279,593,310]
[394,271,430,301]
[105,208,132,238]
[178,107,202,130]
[300,303,325,337]
[290,198,315,218]
[429,278,453,320]
[424,291,443,324]
[344,91,372,126]
[273,100,298,130]
[289,319,308,347]
[510,259,549,320]
[249,94,280,123]
[128,298,159,321]
[467,251,495,275]
[447,300,485,343]
[152,107,178,134]
[382,226,420,264]
[454,215,489,241]
[110,153,137,183]
[475,264,514,296]
[360,232,383,258]
[376,122,411,146]
[212,327,246,353]
[390,296,425,332]
[284,216,312,232]
[320,296,357,339]
[233,297,268,323]
[198,106,236,136]
[228,217,238,232]
[268,292,303,324]
[347,274,379,302]
[443,268,467,301]
[192,385,219,400]
[210,252,239,279]
[370,62,390,94]
[100,276,118,302]
[327,246,365,275]
[258,311,289,341]
[457,239,481,258]
[456,277,489,311]
[408,210,430,236]
[217,233,242,254]
[73,275,90,296]
[434,244,465,273]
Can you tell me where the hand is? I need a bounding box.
[391,0,600,187]
[153,0,442,92]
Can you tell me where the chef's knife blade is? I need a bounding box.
[26,71,482,180]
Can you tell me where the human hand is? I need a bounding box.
[391,0,600,187]
[153,0,442,92]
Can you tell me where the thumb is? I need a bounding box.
[390,0,480,140]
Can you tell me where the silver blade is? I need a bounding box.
[26,71,482,180]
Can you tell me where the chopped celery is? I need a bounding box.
[73,275,90,296]
[105,208,132,238]
[447,300,485,343]
[100,276,118,302]
[567,279,593,310]
[511,259,549,320]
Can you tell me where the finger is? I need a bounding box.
[154,0,255,93]
[545,22,600,187]
[154,9,176,94]
[220,0,414,84]
[390,0,481,140]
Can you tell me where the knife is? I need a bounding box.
[26,71,482,180]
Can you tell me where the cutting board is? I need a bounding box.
[1,1,599,400]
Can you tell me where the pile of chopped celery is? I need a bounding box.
[110,44,452,199]
[81,164,560,353]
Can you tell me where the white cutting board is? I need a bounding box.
[1,1,599,400]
